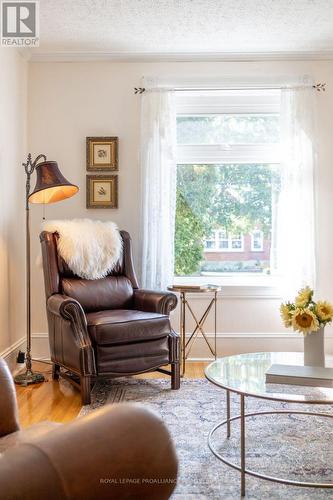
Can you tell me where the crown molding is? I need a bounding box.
[17,48,31,61]
[27,50,333,63]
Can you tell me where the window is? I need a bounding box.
[204,232,216,250]
[218,230,229,250]
[177,114,280,145]
[231,233,243,250]
[174,90,281,279]
[251,230,264,252]
[204,230,244,252]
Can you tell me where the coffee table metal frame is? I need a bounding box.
[205,364,333,497]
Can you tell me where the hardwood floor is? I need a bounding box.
[16,361,208,428]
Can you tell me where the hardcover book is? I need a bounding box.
[172,284,205,290]
[265,364,333,388]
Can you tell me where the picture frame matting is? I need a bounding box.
[86,136,118,171]
[86,174,118,209]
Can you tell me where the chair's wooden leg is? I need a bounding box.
[52,363,60,380]
[171,362,180,390]
[80,376,91,405]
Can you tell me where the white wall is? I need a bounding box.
[28,60,333,359]
[0,48,27,361]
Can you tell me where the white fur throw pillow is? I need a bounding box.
[43,218,122,280]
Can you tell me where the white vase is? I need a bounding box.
[303,327,325,367]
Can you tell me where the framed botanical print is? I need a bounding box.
[86,137,118,171]
[86,175,118,209]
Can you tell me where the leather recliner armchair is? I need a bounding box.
[40,230,180,404]
[0,357,178,499]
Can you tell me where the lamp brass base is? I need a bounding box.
[14,369,45,386]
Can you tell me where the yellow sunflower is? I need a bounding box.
[280,303,292,327]
[295,286,313,308]
[291,308,319,335]
[315,301,333,322]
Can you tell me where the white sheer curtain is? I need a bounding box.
[274,87,317,296]
[140,90,177,290]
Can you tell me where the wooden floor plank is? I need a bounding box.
[16,361,208,427]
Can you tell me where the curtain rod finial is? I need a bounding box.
[313,83,326,92]
[134,87,146,94]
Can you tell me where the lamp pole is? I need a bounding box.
[15,154,47,385]
[14,154,78,385]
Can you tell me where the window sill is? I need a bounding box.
[172,274,282,299]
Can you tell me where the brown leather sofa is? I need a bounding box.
[40,230,180,404]
[0,357,178,499]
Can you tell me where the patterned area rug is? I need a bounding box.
[79,379,333,499]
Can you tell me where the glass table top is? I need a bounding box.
[205,352,333,404]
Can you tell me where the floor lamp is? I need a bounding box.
[14,154,79,385]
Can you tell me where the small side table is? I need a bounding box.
[168,285,221,376]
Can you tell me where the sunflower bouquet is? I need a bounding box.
[280,286,333,335]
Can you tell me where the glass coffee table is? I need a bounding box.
[205,352,333,497]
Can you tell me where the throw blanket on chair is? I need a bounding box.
[43,218,122,280]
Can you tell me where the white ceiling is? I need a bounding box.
[32,0,333,60]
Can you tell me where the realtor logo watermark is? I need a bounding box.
[1,1,39,46]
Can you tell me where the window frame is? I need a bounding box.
[251,230,264,252]
[176,90,281,165]
[175,90,281,286]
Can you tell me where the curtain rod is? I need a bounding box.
[134,82,326,94]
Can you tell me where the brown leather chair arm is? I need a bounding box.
[47,294,90,345]
[0,404,178,500]
[47,294,86,322]
[0,358,20,438]
[47,294,95,375]
[134,289,178,315]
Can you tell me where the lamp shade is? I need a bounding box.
[28,161,79,204]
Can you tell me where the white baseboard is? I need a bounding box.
[0,336,25,358]
[31,333,50,360]
[31,332,333,361]
[33,331,332,339]
[0,336,26,374]
[187,331,333,338]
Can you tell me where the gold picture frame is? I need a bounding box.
[86,136,118,171]
[86,175,118,209]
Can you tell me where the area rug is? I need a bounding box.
[79,379,333,499]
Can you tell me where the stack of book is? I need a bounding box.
[172,284,220,291]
